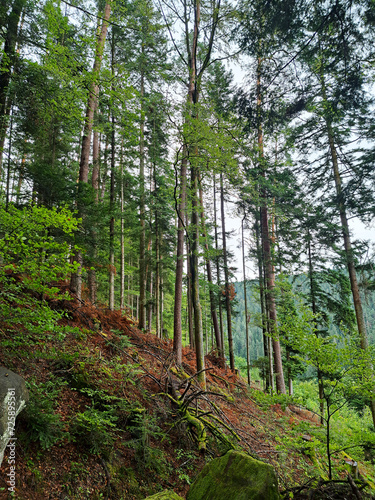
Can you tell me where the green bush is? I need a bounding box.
[20,380,65,449]
[70,407,118,457]
[125,411,170,476]
[0,203,80,334]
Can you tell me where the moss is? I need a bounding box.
[183,409,207,453]
[170,366,190,380]
[187,450,280,500]
[145,490,184,499]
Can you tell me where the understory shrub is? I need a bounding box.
[19,380,65,449]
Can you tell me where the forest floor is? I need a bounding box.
[0,289,374,499]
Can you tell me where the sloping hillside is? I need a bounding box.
[0,290,373,499]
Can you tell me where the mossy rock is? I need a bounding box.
[187,449,280,500]
[144,490,184,499]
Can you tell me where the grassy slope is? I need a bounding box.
[0,291,373,499]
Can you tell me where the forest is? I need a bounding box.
[1,0,375,497]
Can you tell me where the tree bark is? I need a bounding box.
[91,99,100,201]
[186,229,194,347]
[160,260,164,336]
[108,31,116,310]
[138,65,146,330]
[322,87,375,426]
[257,56,286,394]
[147,237,153,331]
[173,0,200,364]
[242,217,251,385]
[173,0,221,384]
[173,144,188,360]
[0,0,26,173]
[189,3,205,382]
[88,98,99,304]
[190,163,205,387]
[79,2,111,184]
[120,140,125,310]
[109,110,115,310]
[70,1,112,299]
[199,183,222,356]
[255,215,269,390]
[220,173,235,372]
[213,176,225,358]
[155,211,160,337]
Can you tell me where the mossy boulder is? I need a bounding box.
[144,491,184,499]
[187,449,280,500]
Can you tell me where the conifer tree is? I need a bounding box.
[290,0,375,424]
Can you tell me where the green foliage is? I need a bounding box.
[175,449,196,485]
[109,331,133,350]
[292,380,320,411]
[70,406,118,457]
[20,380,65,449]
[0,203,80,333]
[235,355,261,385]
[125,410,169,476]
[53,350,81,371]
[242,352,375,482]
[0,204,79,287]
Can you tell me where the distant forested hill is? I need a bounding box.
[232,276,375,363]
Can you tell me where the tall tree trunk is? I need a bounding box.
[109,111,115,310]
[255,215,269,390]
[100,136,110,202]
[148,272,153,332]
[321,85,375,426]
[173,0,220,383]
[286,349,293,395]
[326,122,368,346]
[173,144,188,359]
[307,230,324,423]
[0,0,26,173]
[213,176,225,358]
[220,174,235,372]
[16,151,26,204]
[92,100,100,201]
[5,110,13,211]
[155,211,160,337]
[108,32,116,311]
[119,139,125,309]
[146,237,153,331]
[257,56,285,394]
[78,2,111,185]
[242,217,251,386]
[88,95,100,304]
[187,0,207,387]
[138,66,146,330]
[129,258,134,316]
[70,1,112,299]
[186,229,194,347]
[260,201,285,393]
[199,183,222,356]
[190,164,205,387]
[173,0,201,360]
[160,262,164,337]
